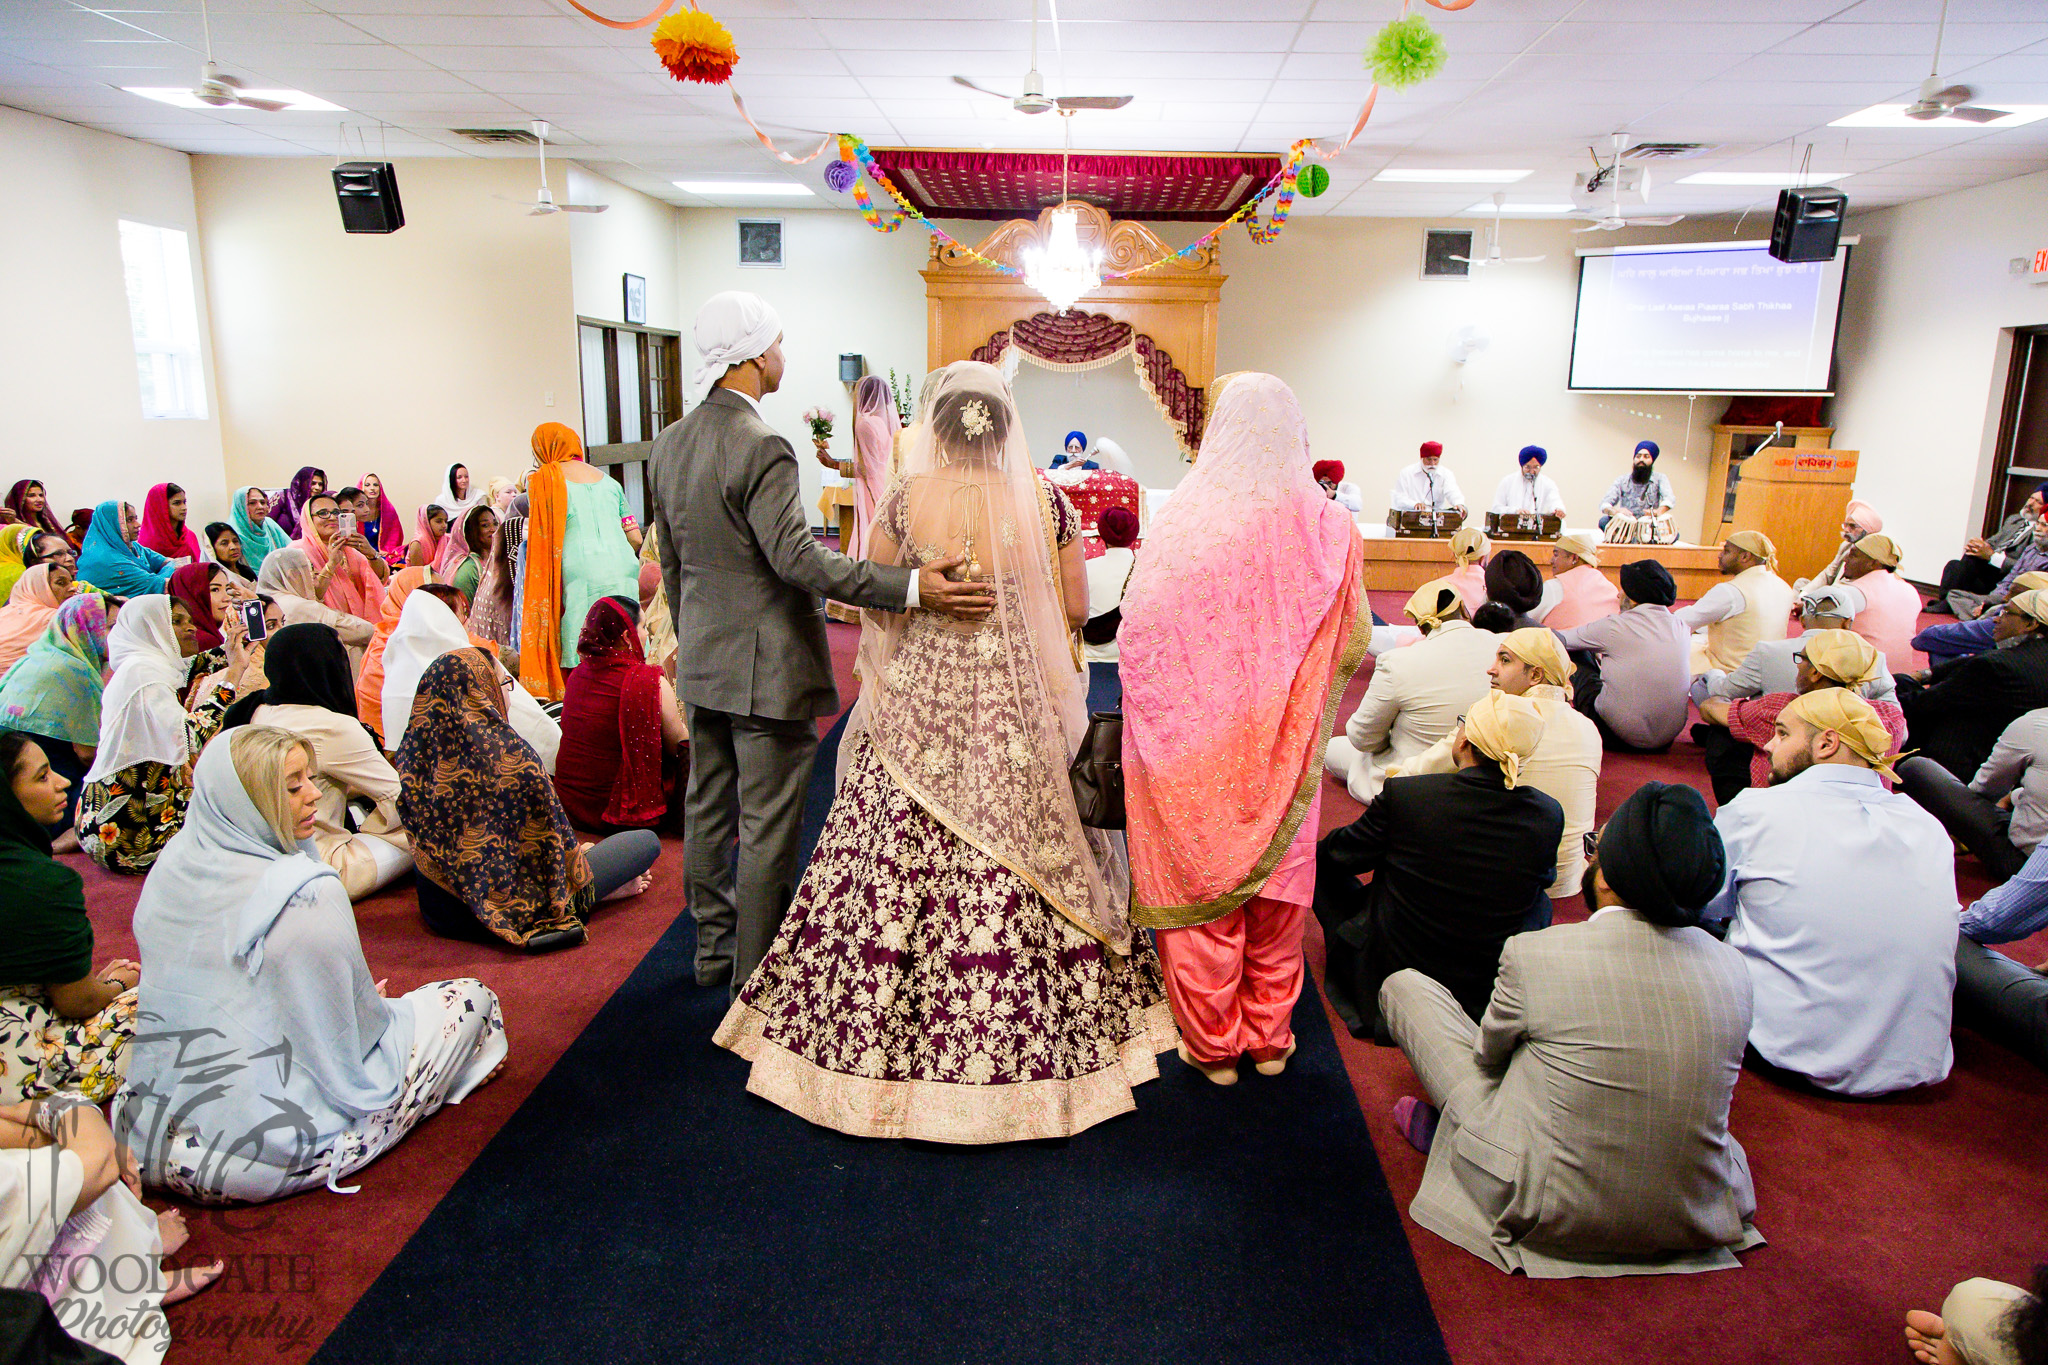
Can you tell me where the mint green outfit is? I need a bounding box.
[559,476,640,669]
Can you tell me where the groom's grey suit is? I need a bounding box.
[650,387,913,994]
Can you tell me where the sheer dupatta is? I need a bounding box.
[1119,372,1370,929]
[850,374,898,560]
[854,361,1131,953]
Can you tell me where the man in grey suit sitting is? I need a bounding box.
[1379,781,1765,1278]
[650,291,992,996]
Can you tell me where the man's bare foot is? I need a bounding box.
[1905,1309,1960,1365]
[51,829,79,855]
[157,1210,190,1258]
[602,871,653,903]
[163,1260,223,1306]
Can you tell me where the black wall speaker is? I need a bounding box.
[1768,187,1846,264]
[838,353,865,383]
[332,161,405,234]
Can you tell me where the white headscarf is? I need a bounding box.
[379,589,560,768]
[1092,437,1134,477]
[692,290,783,391]
[85,596,194,783]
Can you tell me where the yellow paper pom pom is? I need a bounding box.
[651,7,739,85]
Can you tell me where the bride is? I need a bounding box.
[715,362,1177,1142]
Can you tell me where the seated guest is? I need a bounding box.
[404,504,452,570]
[1083,505,1139,663]
[1534,531,1618,631]
[206,520,258,584]
[1392,441,1466,517]
[0,593,113,841]
[1596,439,1677,539]
[1955,523,2048,625]
[1324,580,1496,803]
[1950,840,2048,1074]
[77,595,262,874]
[4,480,65,540]
[296,491,389,619]
[1804,499,1883,590]
[358,472,406,565]
[268,466,326,540]
[1470,602,1516,634]
[1445,525,1489,611]
[0,527,33,600]
[357,565,429,738]
[1703,582,1895,704]
[1898,589,2048,780]
[1899,706,2048,885]
[136,482,202,564]
[380,584,557,768]
[1555,559,1692,752]
[1695,630,1906,805]
[0,562,74,678]
[1935,484,2045,611]
[469,514,525,672]
[1676,532,1794,677]
[1313,460,1364,513]
[1836,532,1927,670]
[1705,689,1958,1096]
[168,561,237,691]
[23,529,77,579]
[1388,628,1600,898]
[76,500,175,599]
[0,732,139,1102]
[1489,446,1566,520]
[122,726,505,1201]
[554,598,686,833]
[436,504,498,602]
[224,624,414,899]
[1380,781,1762,1278]
[1907,1269,2047,1365]
[228,485,289,574]
[254,546,376,661]
[1315,690,1562,1039]
[1918,570,2048,668]
[397,650,657,950]
[1483,548,1546,630]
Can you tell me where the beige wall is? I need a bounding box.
[191,155,580,524]
[1834,169,2048,583]
[0,107,228,526]
[569,165,682,334]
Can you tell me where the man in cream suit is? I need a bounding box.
[1380,782,1764,1278]
[650,292,992,996]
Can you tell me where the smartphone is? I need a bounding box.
[337,511,357,539]
[239,598,269,643]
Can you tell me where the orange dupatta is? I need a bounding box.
[518,422,580,701]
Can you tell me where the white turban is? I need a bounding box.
[692,291,783,390]
[1092,437,1134,477]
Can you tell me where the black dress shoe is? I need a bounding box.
[524,926,587,954]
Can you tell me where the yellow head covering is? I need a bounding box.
[1782,688,1902,779]
[1555,530,1600,568]
[1450,525,1490,566]
[1501,627,1574,693]
[2006,589,2048,626]
[1726,530,1778,573]
[1403,578,1466,631]
[1797,628,1880,687]
[1461,690,1546,789]
[2011,572,2048,596]
[1851,532,1901,568]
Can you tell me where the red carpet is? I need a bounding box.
[63,597,2048,1363]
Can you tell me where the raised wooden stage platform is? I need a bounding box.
[1359,535,1724,599]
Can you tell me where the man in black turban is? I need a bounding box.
[1375,780,1763,1278]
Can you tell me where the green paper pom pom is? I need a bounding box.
[1366,13,1447,90]
[1296,163,1330,198]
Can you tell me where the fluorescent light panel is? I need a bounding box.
[1677,172,1851,185]
[1374,168,1531,184]
[1460,202,1576,214]
[124,86,343,112]
[673,181,814,196]
[1828,103,2048,128]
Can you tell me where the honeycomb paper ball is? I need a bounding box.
[1296,163,1330,198]
[824,159,858,194]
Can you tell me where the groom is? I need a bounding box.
[650,291,993,997]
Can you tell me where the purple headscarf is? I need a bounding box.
[269,467,326,539]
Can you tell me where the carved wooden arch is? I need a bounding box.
[922,200,1226,460]
[967,312,1209,455]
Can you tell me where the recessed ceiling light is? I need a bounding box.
[123,86,343,112]
[1828,103,2048,129]
[672,181,815,196]
[1376,168,1532,184]
[1459,202,1576,215]
[1676,172,1851,186]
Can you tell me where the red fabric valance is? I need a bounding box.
[868,148,1280,222]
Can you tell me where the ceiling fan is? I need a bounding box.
[1449,193,1547,268]
[952,0,1132,115]
[1903,0,2011,122]
[189,0,286,111]
[1571,133,1684,233]
[517,120,607,215]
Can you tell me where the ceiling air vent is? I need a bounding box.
[451,127,539,145]
[1622,142,1718,161]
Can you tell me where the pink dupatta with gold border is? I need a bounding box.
[1119,373,1369,929]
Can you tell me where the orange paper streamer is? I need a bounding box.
[560,0,675,29]
[729,88,833,165]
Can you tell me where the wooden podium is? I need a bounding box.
[1729,447,1859,584]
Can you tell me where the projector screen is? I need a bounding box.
[1568,240,1852,394]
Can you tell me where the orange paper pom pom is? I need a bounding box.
[651,7,739,85]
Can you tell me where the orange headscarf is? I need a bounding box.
[519,422,583,701]
[357,566,428,737]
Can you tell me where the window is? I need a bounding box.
[578,318,683,527]
[118,220,207,420]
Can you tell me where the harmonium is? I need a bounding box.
[1385,509,1466,538]
[1484,511,1562,541]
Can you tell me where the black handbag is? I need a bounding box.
[1069,710,1125,829]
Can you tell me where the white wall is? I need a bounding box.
[191,155,580,524]
[1832,169,2048,583]
[1009,362,1189,488]
[0,107,228,526]
[569,165,682,333]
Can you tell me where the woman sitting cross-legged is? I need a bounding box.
[119,726,506,1203]
[553,596,686,834]
[397,649,657,953]
[223,623,414,899]
[76,595,264,874]
[0,593,115,848]
[0,732,139,1103]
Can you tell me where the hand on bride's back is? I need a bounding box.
[918,555,995,621]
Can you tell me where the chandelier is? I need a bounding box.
[1022,112,1101,314]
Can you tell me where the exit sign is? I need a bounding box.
[2034,249,2048,280]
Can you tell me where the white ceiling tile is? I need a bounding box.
[335,13,610,47]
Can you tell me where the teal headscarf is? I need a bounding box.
[229,484,290,571]
[76,499,174,599]
[0,592,114,746]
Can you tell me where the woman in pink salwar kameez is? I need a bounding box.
[848,374,898,560]
[1119,372,1371,1086]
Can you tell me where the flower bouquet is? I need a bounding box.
[803,407,835,445]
